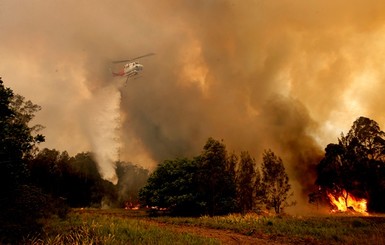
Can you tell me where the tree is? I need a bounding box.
[345,117,385,161]
[315,117,385,212]
[139,138,237,216]
[28,149,118,208]
[236,151,256,214]
[68,152,115,207]
[28,148,64,195]
[139,158,202,216]
[196,138,236,216]
[253,165,264,210]
[261,149,293,214]
[0,78,47,242]
[0,79,44,189]
[116,161,149,207]
[226,152,238,190]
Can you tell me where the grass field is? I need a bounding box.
[24,209,385,244]
[153,213,385,244]
[24,209,218,245]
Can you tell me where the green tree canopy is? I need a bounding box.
[196,138,236,216]
[139,138,237,216]
[139,158,202,216]
[140,139,298,216]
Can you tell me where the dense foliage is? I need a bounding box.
[315,116,385,212]
[139,158,202,216]
[27,149,149,208]
[140,139,239,216]
[0,78,47,241]
[196,138,237,216]
[0,80,44,188]
[28,149,115,207]
[140,138,293,216]
[0,79,149,242]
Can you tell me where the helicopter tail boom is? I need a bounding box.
[110,67,124,77]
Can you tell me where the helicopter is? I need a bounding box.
[110,53,155,82]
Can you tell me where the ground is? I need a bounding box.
[63,209,385,245]
[143,219,283,245]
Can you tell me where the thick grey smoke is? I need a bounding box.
[2,0,385,204]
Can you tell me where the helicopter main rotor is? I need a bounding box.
[112,53,155,64]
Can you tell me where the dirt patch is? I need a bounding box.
[142,219,283,245]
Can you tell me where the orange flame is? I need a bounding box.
[327,190,368,215]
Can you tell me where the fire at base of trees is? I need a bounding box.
[3,76,385,243]
[310,116,385,214]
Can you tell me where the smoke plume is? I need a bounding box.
[2,0,385,204]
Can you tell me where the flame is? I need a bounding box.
[124,201,140,210]
[327,190,368,215]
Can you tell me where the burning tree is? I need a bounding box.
[315,117,385,213]
[327,189,368,214]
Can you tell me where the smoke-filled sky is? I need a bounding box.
[2,0,385,204]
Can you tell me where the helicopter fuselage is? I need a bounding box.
[111,53,153,80]
[123,62,143,77]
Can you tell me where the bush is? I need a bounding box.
[0,185,69,243]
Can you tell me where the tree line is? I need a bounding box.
[0,77,294,241]
[0,77,149,242]
[3,76,385,242]
[28,149,149,208]
[139,137,294,216]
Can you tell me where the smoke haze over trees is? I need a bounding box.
[27,148,149,208]
[0,77,150,243]
[3,72,385,243]
[4,1,385,207]
[2,2,385,239]
[3,0,385,240]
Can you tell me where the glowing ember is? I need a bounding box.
[327,190,368,215]
[124,201,140,210]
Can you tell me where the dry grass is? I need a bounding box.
[23,210,218,245]
[23,209,385,245]
[153,212,385,244]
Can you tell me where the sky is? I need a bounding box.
[2,0,385,209]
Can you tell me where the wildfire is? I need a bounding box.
[124,201,140,210]
[327,190,368,215]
